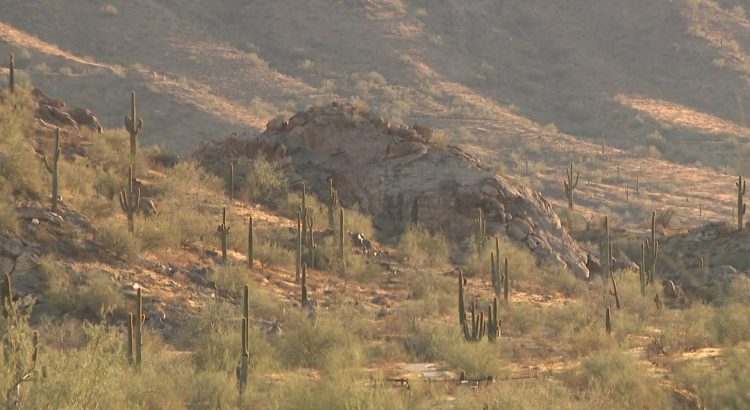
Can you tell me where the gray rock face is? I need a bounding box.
[198,103,590,278]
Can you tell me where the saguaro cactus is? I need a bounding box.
[296,213,302,282]
[217,207,231,262]
[639,243,647,297]
[737,176,746,231]
[1,272,13,319]
[135,287,143,370]
[603,216,620,309]
[458,270,467,328]
[327,178,338,229]
[247,216,254,268]
[229,162,235,202]
[475,209,486,255]
[8,53,14,93]
[503,257,509,307]
[43,128,61,211]
[644,212,659,286]
[410,198,419,225]
[605,306,612,335]
[237,284,250,394]
[127,313,134,365]
[487,297,502,342]
[301,263,308,304]
[119,166,140,234]
[124,91,144,167]
[338,208,346,271]
[564,163,579,212]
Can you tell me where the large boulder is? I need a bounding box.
[199,103,591,278]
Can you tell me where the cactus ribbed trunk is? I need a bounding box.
[248,217,254,268]
[737,176,746,231]
[119,166,140,234]
[135,287,143,371]
[338,208,345,272]
[503,257,509,307]
[217,207,230,262]
[125,91,143,169]
[8,53,14,93]
[296,214,302,282]
[43,128,61,211]
[127,313,134,365]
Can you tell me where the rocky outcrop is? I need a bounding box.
[197,103,590,278]
[32,88,103,132]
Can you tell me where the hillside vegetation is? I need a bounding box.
[1,1,750,408]
[0,77,749,409]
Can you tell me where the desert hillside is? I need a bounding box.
[1,1,750,409]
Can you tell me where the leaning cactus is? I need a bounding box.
[43,128,61,211]
[124,91,144,168]
[8,53,15,93]
[217,207,231,262]
[737,176,746,231]
[119,166,140,234]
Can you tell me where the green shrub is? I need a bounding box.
[400,223,450,269]
[275,310,360,371]
[675,345,750,409]
[567,348,671,408]
[0,88,45,196]
[0,177,19,234]
[234,155,289,207]
[95,220,142,262]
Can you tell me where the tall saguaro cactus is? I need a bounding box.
[43,128,61,211]
[229,162,235,202]
[605,306,612,335]
[327,178,338,229]
[564,163,579,232]
[644,212,659,286]
[475,209,486,255]
[487,297,502,342]
[564,163,579,212]
[737,176,746,231]
[119,166,140,234]
[603,216,620,309]
[247,216,254,268]
[338,207,346,271]
[127,313,134,365]
[237,284,250,394]
[135,287,143,370]
[1,272,13,319]
[458,270,467,329]
[217,207,231,262]
[124,91,144,168]
[8,53,15,93]
[296,213,302,282]
[301,263,308,305]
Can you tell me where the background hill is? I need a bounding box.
[2,0,750,232]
